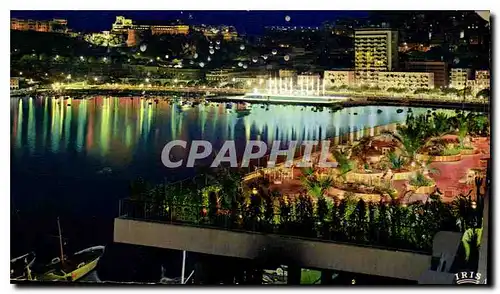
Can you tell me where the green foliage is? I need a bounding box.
[451,193,477,231]
[469,114,490,136]
[442,146,462,156]
[332,149,354,180]
[128,170,468,252]
[476,88,490,99]
[409,172,434,187]
[316,196,330,222]
[462,228,482,261]
[432,112,451,136]
[383,113,430,162]
[300,269,322,284]
[300,168,334,199]
[386,151,407,170]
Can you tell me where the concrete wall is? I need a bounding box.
[114,218,431,281]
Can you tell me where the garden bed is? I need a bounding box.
[460,147,478,156]
[416,153,462,162]
[328,187,388,203]
[406,183,436,194]
[472,137,489,143]
[346,171,385,184]
[392,171,415,181]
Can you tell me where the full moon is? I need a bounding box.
[285,15,291,22]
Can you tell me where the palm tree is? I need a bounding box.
[382,114,430,166]
[451,192,475,232]
[386,151,407,171]
[331,149,353,181]
[456,114,470,148]
[300,172,333,199]
[432,112,452,137]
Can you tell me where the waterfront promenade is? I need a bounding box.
[12,83,489,110]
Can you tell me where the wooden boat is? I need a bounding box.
[35,246,105,282]
[33,218,105,282]
[10,252,36,280]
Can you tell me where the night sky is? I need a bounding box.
[10,11,368,35]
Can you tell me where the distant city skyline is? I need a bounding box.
[10,10,368,35]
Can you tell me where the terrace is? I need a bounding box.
[114,110,489,283]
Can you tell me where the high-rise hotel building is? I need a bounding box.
[354,29,398,85]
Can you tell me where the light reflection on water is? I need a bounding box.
[11,96,460,257]
[12,97,459,171]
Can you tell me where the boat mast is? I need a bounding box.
[57,217,65,265]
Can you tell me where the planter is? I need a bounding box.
[416,153,462,162]
[329,187,393,203]
[392,171,414,181]
[473,137,488,143]
[346,172,384,185]
[460,148,478,156]
[407,184,436,194]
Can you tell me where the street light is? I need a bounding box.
[252,188,258,195]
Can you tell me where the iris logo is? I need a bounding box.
[454,271,484,284]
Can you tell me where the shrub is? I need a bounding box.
[410,172,434,187]
[442,147,462,156]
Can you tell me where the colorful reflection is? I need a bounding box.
[11,97,458,168]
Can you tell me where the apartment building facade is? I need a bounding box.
[405,61,448,88]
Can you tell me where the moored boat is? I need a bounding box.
[31,218,105,282]
[11,252,36,281]
[35,246,105,282]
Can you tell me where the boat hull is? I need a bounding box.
[38,246,105,282]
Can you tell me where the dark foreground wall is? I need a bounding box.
[114,218,432,281]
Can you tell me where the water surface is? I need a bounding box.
[11,96,446,257]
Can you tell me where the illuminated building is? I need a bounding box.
[10,78,20,90]
[111,16,189,36]
[323,71,355,88]
[398,42,432,53]
[355,28,398,72]
[126,29,139,47]
[470,70,490,94]
[329,70,434,90]
[10,18,68,33]
[193,25,238,40]
[377,72,434,90]
[279,70,297,78]
[449,68,471,89]
[151,25,189,35]
[111,16,135,33]
[205,70,231,83]
[264,26,320,33]
[405,61,448,88]
[205,69,267,85]
[297,74,321,88]
[475,70,490,89]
